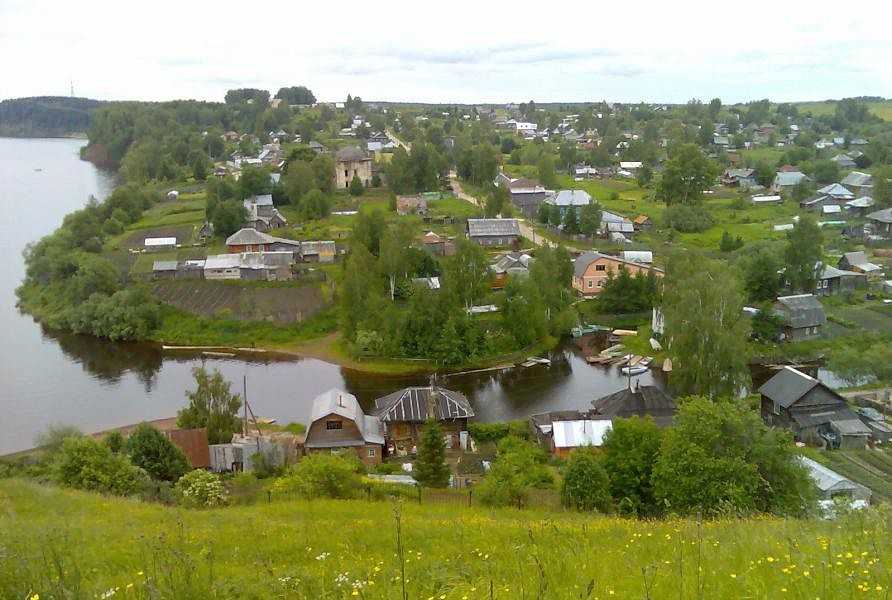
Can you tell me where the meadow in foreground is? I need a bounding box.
[2,479,891,599]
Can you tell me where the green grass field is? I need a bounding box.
[2,479,892,599]
[795,100,892,121]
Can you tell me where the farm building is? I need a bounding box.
[467,218,521,246]
[572,252,663,296]
[204,254,242,280]
[490,252,534,288]
[238,251,294,281]
[772,294,826,341]
[152,260,178,280]
[299,240,336,263]
[797,456,871,502]
[420,231,456,256]
[371,386,475,455]
[529,411,612,458]
[759,366,870,449]
[816,264,865,296]
[225,228,301,253]
[838,251,884,278]
[867,208,892,238]
[304,388,384,466]
[499,175,547,218]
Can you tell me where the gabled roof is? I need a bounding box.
[246,193,274,206]
[774,295,826,328]
[371,386,474,423]
[491,252,534,274]
[758,366,822,409]
[774,171,809,186]
[573,252,664,278]
[591,385,676,427]
[545,189,592,207]
[226,228,275,246]
[816,183,854,199]
[308,388,384,446]
[819,264,862,280]
[798,456,868,495]
[867,208,892,224]
[846,196,875,209]
[841,171,872,187]
[467,218,520,237]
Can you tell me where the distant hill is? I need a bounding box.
[0,96,106,137]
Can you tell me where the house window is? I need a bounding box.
[595,264,606,271]
[326,420,342,430]
[367,448,376,458]
[597,280,604,287]
[587,280,594,289]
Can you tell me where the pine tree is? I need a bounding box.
[414,420,450,488]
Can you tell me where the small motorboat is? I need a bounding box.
[621,364,650,376]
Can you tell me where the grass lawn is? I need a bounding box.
[739,147,786,166]
[3,478,892,599]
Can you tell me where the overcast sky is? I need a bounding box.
[2,0,891,105]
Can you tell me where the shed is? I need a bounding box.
[144,237,177,251]
[152,260,178,280]
[773,294,826,341]
[467,218,521,246]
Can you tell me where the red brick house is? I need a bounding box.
[572,252,663,296]
[304,389,384,466]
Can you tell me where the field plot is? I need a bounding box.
[830,303,892,334]
[821,449,892,503]
[151,280,329,323]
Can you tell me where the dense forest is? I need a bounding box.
[0,97,105,137]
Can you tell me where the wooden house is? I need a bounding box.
[371,386,474,455]
[304,388,384,466]
[772,294,826,341]
[759,367,870,449]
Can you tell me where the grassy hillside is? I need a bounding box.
[0,96,104,137]
[795,100,892,121]
[3,479,892,599]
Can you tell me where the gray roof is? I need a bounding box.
[247,193,274,206]
[774,294,826,329]
[152,260,178,272]
[774,171,809,187]
[846,196,875,209]
[308,388,384,446]
[591,385,676,427]
[467,218,520,237]
[831,154,856,167]
[842,251,870,266]
[371,386,475,423]
[819,264,862,280]
[226,228,275,246]
[797,456,868,495]
[545,189,592,207]
[816,183,854,199]
[758,366,822,409]
[840,171,873,187]
[867,208,892,224]
[335,146,369,162]
[491,252,534,274]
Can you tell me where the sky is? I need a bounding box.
[2,0,892,106]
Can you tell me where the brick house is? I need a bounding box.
[572,252,663,296]
[334,146,372,189]
[304,389,384,466]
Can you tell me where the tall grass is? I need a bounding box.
[2,479,892,599]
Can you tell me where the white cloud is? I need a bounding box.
[1,0,891,104]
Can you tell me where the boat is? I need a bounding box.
[571,324,612,338]
[621,364,650,376]
[585,356,613,365]
[611,329,637,337]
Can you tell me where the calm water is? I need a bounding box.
[0,137,657,454]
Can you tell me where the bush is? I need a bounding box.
[468,420,530,444]
[601,417,663,516]
[272,454,363,499]
[561,447,612,512]
[349,174,364,196]
[125,423,189,482]
[53,436,146,496]
[477,437,553,507]
[175,469,228,508]
[103,431,125,453]
[373,462,403,475]
[664,204,714,233]
[251,448,285,479]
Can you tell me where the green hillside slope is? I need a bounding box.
[0,96,104,137]
[2,479,891,599]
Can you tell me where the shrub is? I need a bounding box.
[124,423,189,482]
[272,454,362,499]
[283,422,307,436]
[561,447,612,512]
[349,174,364,196]
[103,431,125,453]
[36,424,83,454]
[414,420,450,488]
[477,437,553,507]
[664,204,714,232]
[373,462,403,475]
[175,469,228,508]
[468,420,530,444]
[251,448,284,479]
[53,436,146,495]
[601,417,663,516]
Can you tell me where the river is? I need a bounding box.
[0,137,662,455]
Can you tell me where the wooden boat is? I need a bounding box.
[585,356,613,365]
[520,357,551,368]
[571,324,612,338]
[611,329,638,337]
[662,358,673,372]
[621,364,650,376]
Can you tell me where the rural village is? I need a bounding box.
[6,85,892,598]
